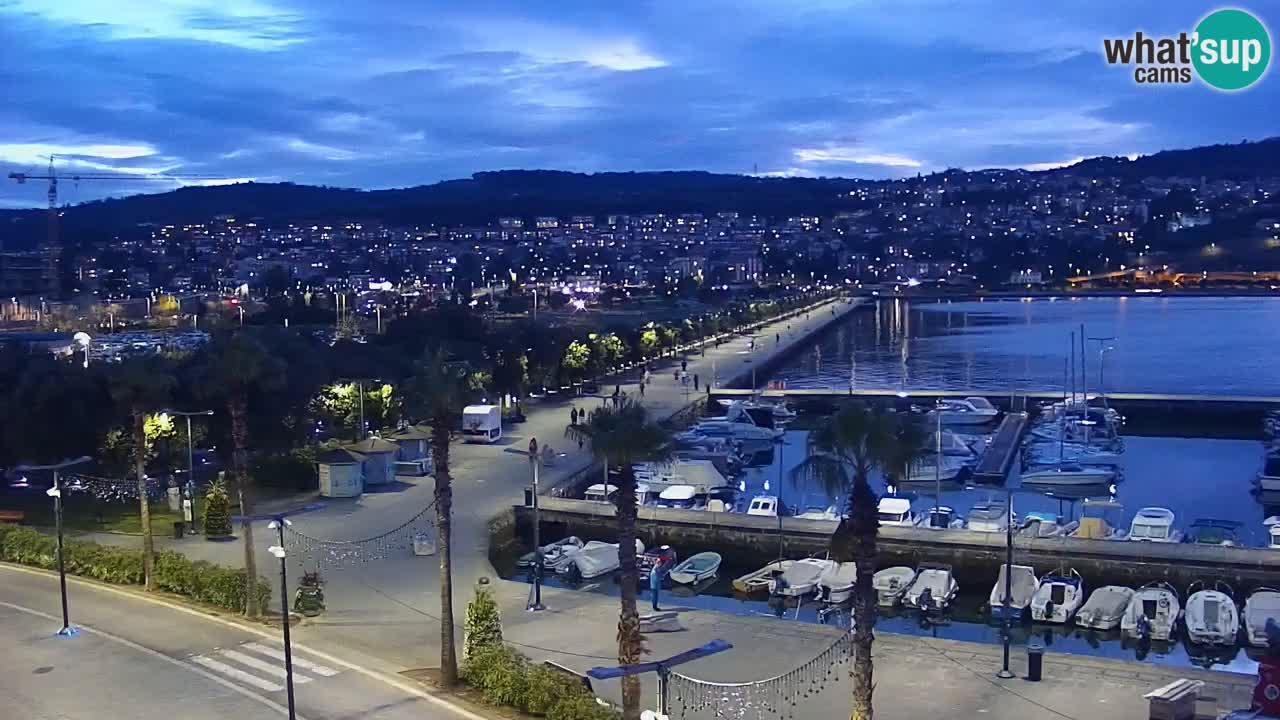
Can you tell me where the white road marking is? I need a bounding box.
[191,655,285,693]
[243,642,339,676]
[219,648,312,683]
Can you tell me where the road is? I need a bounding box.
[0,565,483,720]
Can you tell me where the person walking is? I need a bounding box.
[639,382,645,398]
[681,359,687,373]
[570,407,578,426]
[693,373,699,391]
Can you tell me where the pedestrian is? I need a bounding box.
[701,347,706,357]
[693,374,699,391]
[681,359,687,372]
[776,333,780,344]
[650,551,667,610]
[639,382,645,398]
[570,407,578,426]
[674,370,679,382]
[578,438,584,451]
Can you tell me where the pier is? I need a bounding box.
[971,411,1028,482]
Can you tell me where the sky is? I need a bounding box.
[1,0,1277,207]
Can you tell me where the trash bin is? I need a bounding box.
[1026,640,1044,682]
[173,521,185,539]
[524,486,534,507]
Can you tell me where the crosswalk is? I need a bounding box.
[189,640,340,693]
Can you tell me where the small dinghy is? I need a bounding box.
[1243,587,1280,647]
[733,559,793,595]
[668,552,722,585]
[1121,582,1181,642]
[770,557,835,597]
[557,538,645,581]
[988,564,1038,620]
[1030,569,1085,624]
[817,562,857,604]
[517,536,583,568]
[905,563,958,613]
[1076,585,1136,631]
[873,566,916,607]
[1185,581,1239,646]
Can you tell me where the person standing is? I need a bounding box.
[650,553,666,610]
[693,374,699,391]
[639,382,645,398]
[570,407,578,426]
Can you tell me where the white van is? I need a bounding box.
[462,405,502,443]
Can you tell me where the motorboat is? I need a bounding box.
[794,505,840,521]
[925,506,964,529]
[817,562,858,604]
[668,552,722,585]
[877,497,921,527]
[1029,569,1085,624]
[1183,519,1242,546]
[557,538,646,580]
[926,430,984,461]
[1068,500,1125,540]
[1020,463,1118,487]
[965,500,1010,533]
[1243,588,1280,646]
[638,545,677,581]
[1268,516,1280,549]
[634,459,730,494]
[988,564,1038,620]
[688,403,785,443]
[900,455,970,483]
[1256,451,1280,491]
[873,566,917,607]
[1076,586,1136,631]
[517,536,583,568]
[769,557,835,597]
[1039,397,1124,426]
[746,495,779,517]
[1121,582,1182,642]
[583,483,617,503]
[1019,511,1078,538]
[1022,441,1124,467]
[738,397,798,423]
[656,485,699,509]
[905,563,959,613]
[1128,507,1184,543]
[733,559,793,595]
[1184,581,1239,646]
[928,397,999,426]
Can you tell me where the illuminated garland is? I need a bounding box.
[60,473,168,502]
[669,631,851,720]
[283,502,436,569]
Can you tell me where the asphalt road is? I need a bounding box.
[0,565,485,720]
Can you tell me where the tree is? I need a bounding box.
[565,401,673,720]
[203,479,232,537]
[636,327,658,359]
[791,403,925,720]
[404,350,471,687]
[107,356,175,591]
[463,580,503,659]
[560,340,590,383]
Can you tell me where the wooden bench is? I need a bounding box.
[1144,679,1204,720]
[0,510,25,524]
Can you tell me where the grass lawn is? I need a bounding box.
[0,493,209,535]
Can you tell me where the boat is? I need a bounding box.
[1022,441,1125,467]
[988,564,1038,620]
[668,552,722,585]
[927,430,985,461]
[873,566,916,607]
[769,557,835,597]
[928,397,999,426]
[1121,582,1182,642]
[1029,569,1085,624]
[557,538,646,580]
[925,505,963,529]
[583,483,617,502]
[1076,586,1136,630]
[517,536,583,568]
[1183,519,1242,546]
[1243,588,1280,646]
[656,485,699,509]
[817,562,858,604]
[965,500,1010,533]
[1257,451,1280,491]
[733,559,794,595]
[638,545,677,581]
[1128,507,1184,543]
[1184,581,1239,646]
[1268,516,1280,549]
[738,397,797,422]
[1019,511,1078,538]
[877,497,921,527]
[905,563,959,613]
[1020,463,1118,487]
[634,459,731,494]
[900,455,969,483]
[794,505,840,521]
[746,495,779,517]
[1067,500,1125,540]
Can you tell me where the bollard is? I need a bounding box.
[1026,640,1044,682]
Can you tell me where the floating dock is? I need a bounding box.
[971,411,1028,482]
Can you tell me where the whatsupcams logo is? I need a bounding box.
[1103,8,1271,90]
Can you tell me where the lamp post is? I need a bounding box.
[1088,337,1116,396]
[998,486,1015,679]
[267,517,297,720]
[17,456,92,636]
[505,439,544,611]
[73,331,91,369]
[161,409,214,532]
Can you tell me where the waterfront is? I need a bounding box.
[770,296,1280,396]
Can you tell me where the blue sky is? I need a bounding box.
[1,0,1276,207]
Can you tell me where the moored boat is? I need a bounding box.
[817,562,857,604]
[873,566,916,607]
[1184,581,1239,647]
[770,557,835,597]
[1128,507,1183,543]
[1243,588,1280,647]
[1029,569,1085,624]
[1121,582,1181,642]
[517,536,583,568]
[988,564,1038,620]
[905,563,959,613]
[1076,585,1136,631]
[733,559,794,595]
[668,552,722,585]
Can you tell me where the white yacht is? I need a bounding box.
[1121,582,1182,642]
[746,495,779,517]
[656,485,699,509]
[905,563,959,613]
[817,562,858,604]
[965,500,1010,533]
[793,505,840,521]
[877,497,921,527]
[770,557,835,597]
[1243,588,1280,647]
[928,397,999,426]
[634,459,729,494]
[1185,582,1239,646]
[873,566,916,607]
[901,455,970,483]
[988,564,1038,620]
[1029,569,1085,624]
[1076,586,1136,631]
[1020,463,1118,487]
[583,483,617,503]
[1128,507,1183,543]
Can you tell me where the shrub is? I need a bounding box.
[460,642,619,720]
[252,452,318,490]
[548,696,618,720]
[203,480,232,538]
[463,581,503,659]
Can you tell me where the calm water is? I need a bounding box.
[771,296,1280,396]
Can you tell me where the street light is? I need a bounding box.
[73,331,91,369]
[267,517,297,720]
[17,456,92,636]
[161,409,214,532]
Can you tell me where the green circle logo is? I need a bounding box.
[1192,8,1271,90]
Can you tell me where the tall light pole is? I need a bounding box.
[17,456,92,636]
[73,331,91,369]
[998,486,1015,679]
[505,439,544,611]
[1088,337,1116,396]
[266,517,297,720]
[161,409,214,532]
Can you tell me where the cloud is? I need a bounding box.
[794,146,925,168]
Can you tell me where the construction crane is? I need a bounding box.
[7,156,227,297]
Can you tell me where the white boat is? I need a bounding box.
[1243,588,1280,646]
[877,497,921,527]
[656,485,699,509]
[517,536,583,568]
[583,483,617,502]
[634,459,730,494]
[928,397,999,426]
[928,430,984,460]
[1184,582,1239,646]
[739,398,797,422]
[817,562,858,604]
[1121,582,1182,642]
[1076,586,1136,630]
[925,506,964,529]
[557,538,645,580]
[794,505,840,521]
[873,566,916,607]
[770,557,835,597]
[965,500,1010,533]
[1022,442,1124,466]
[1029,569,1085,624]
[668,552,722,585]
[1020,463,1118,486]
[901,455,969,483]
[733,559,794,595]
[905,563,959,613]
[1257,451,1280,491]
[1128,507,1184,543]
[746,495,779,517]
[989,564,1038,620]
[1019,511,1078,538]
[1268,516,1280,549]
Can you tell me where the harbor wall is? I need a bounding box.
[515,498,1280,593]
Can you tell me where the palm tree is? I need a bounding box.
[196,332,285,618]
[791,402,925,720]
[404,350,470,687]
[566,400,672,720]
[107,356,175,591]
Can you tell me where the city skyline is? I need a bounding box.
[2,0,1278,207]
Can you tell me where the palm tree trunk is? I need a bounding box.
[614,463,642,720]
[847,473,879,720]
[133,410,155,591]
[432,421,458,687]
[230,393,260,618]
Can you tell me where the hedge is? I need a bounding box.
[0,524,270,614]
[461,644,618,720]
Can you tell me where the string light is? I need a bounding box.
[284,502,436,569]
